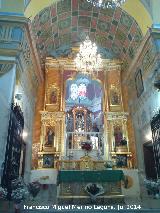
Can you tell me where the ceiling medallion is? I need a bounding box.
[74,36,102,75]
[86,0,126,8]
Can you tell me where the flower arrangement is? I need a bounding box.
[104,160,114,169]
[11,187,29,204]
[81,141,92,152]
[0,186,7,200]
[144,178,160,199]
[85,183,104,202]
[11,178,29,204]
[28,181,41,199]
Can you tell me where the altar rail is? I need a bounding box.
[66,132,104,150]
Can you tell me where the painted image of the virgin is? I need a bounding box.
[114,125,123,146]
[45,127,55,147]
[110,89,120,105]
[50,90,57,104]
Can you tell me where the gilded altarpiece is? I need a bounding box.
[38,61,65,169]
[105,68,132,168]
[38,111,65,169]
[35,56,133,169]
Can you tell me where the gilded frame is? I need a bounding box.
[47,85,60,105]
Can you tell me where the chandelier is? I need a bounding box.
[86,0,126,8]
[74,36,102,75]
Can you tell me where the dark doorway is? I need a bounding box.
[143,142,157,179]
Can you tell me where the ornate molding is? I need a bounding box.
[125,29,160,84]
[0,15,43,84]
[40,111,65,124]
[0,64,13,75]
[106,112,129,121]
[45,57,122,72]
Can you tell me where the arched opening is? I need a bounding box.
[65,74,104,159]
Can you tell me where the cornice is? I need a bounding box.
[124,30,151,83]
[0,16,44,83]
[45,57,122,72]
[40,111,65,121]
[26,22,44,83]
[105,111,129,121]
[124,28,160,85]
[0,14,28,24]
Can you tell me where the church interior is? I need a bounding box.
[0,0,160,211]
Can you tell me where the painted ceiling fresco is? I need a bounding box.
[31,0,143,70]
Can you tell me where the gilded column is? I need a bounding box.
[103,64,110,160]
[59,63,65,111]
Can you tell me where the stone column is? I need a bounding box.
[0,64,16,183]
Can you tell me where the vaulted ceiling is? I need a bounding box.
[31,0,143,71]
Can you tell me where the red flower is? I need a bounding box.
[81,142,92,151]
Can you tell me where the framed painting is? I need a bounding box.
[135,69,144,98]
[47,85,59,105]
[116,154,127,168]
[114,125,123,147]
[43,154,54,168]
[110,85,120,106]
[44,126,55,147]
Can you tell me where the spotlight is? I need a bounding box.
[22,131,28,139]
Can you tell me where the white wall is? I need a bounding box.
[30,169,58,184]
[122,169,140,199]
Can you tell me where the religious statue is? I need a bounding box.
[92,123,99,132]
[45,127,55,146]
[114,126,123,146]
[50,90,57,104]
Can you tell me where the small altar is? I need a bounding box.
[57,170,125,204]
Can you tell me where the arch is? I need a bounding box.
[25,0,152,34]
[31,0,146,70]
[122,0,152,35]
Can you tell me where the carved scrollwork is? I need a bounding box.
[41,111,65,121]
[107,112,128,121]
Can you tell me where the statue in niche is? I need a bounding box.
[50,90,57,104]
[76,112,84,132]
[45,127,55,147]
[114,126,123,146]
